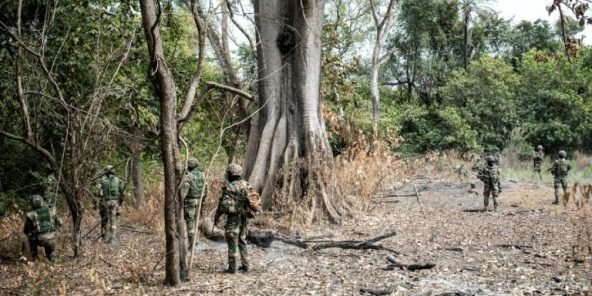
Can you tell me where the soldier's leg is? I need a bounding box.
[106,202,118,243]
[561,178,568,194]
[483,185,490,210]
[99,203,108,238]
[40,238,56,262]
[28,237,39,260]
[553,179,561,204]
[492,187,499,211]
[225,227,239,273]
[238,218,249,271]
[184,200,197,249]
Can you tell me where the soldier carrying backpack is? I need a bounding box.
[549,150,571,205]
[214,164,261,274]
[180,157,206,251]
[23,195,62,262]
[477,156,502,211]
[96,165,124,243]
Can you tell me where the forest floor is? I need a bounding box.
[1,173,591,295]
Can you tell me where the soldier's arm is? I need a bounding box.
[23,218,33,237]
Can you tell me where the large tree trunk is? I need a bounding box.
[140,0,183,285]
[247,0,330,206]
[370,46,381,141]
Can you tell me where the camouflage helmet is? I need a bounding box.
[103,165,115,174]
[187,157,199,169]
[30,195,44,209]
[536,145,543,151]
[485,155,496,165]
[226,163,243,177]
[558,150,567,158]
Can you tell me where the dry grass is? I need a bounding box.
[563,183,592,269]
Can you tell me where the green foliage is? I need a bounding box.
[441,56,520,149]
[518,50,592,153]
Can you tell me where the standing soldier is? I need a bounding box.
[478,156,502,211]
[533,145,545,180]
[24,195,62,262]
[214,164,254,274]
[181,157,206,251]
[43,164,59,209]
[549,150,571,205]
[97,165,124,243]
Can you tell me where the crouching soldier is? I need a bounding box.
[24,195,62,262]
[214,164,261,274]
[478,156,502,211]
[181,157,206,251]
[97,165,124,243]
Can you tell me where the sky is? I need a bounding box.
[495,0,592,44]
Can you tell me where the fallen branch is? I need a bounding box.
[496,244,532,250]
[311,231,398,253]
[383,261,436,271]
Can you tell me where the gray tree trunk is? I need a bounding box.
[131,153,145,207]
[247,0,331,205]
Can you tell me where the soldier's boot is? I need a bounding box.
[225,258,238,274]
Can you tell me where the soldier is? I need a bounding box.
[24,195,62,262]
[43,164,59,208]
[478,156,502,211]
[533,145,545,180]
[97,165,124,243]
[180,157,206,251]
[549,150,571,205]
[214,164,253,274]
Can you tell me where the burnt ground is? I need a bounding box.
[1,177,590,295]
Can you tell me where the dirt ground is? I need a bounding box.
[1,176,590,296]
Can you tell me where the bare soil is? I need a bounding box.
[1,177,590,295]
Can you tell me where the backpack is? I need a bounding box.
[28,207,55,234]
[187,170,205,198]
[101,175,121,200]
[555,159,570,177]
[220,180,261,217]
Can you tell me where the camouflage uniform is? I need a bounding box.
[180,158,206,249]
[478,157,502,211]
[533,145,544,180]
[550,151,571,204]
[215,164,251,274]
[24,195,61,261]
[43,173,58,208]
[97,165,124,243]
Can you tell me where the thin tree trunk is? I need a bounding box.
[139,0,181,285]
[131,152,145,207]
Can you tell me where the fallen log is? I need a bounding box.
[360,287,394,295]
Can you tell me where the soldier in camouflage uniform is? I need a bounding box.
[533,145,544,180]
[43,164,59,209]
[214,164,252,274]
[478,156,502,211]
[549,150,571,205]
[180,157,207,251]
[96,165,124,243]
[24,195,62,261]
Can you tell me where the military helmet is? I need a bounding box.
[558,150,567,158]
[536,145,543,151]
[226,163,243,177]
[30,195,45,209]
[104,165,115,174]
[187,157,199,169]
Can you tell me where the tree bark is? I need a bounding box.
[131,152,145,207]
[247,0,331,206]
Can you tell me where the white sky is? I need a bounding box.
[494,0,592,44]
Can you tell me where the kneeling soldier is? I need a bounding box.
[24,195,62,262]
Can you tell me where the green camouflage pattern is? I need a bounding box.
[215,178,251,273]
[24,204,60,261]
[551,158,571,203]
[184,198,200,246]
[533,151,544,171]
[98,174,123,242]
[43,173,58,207]
[478,164,502,211]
